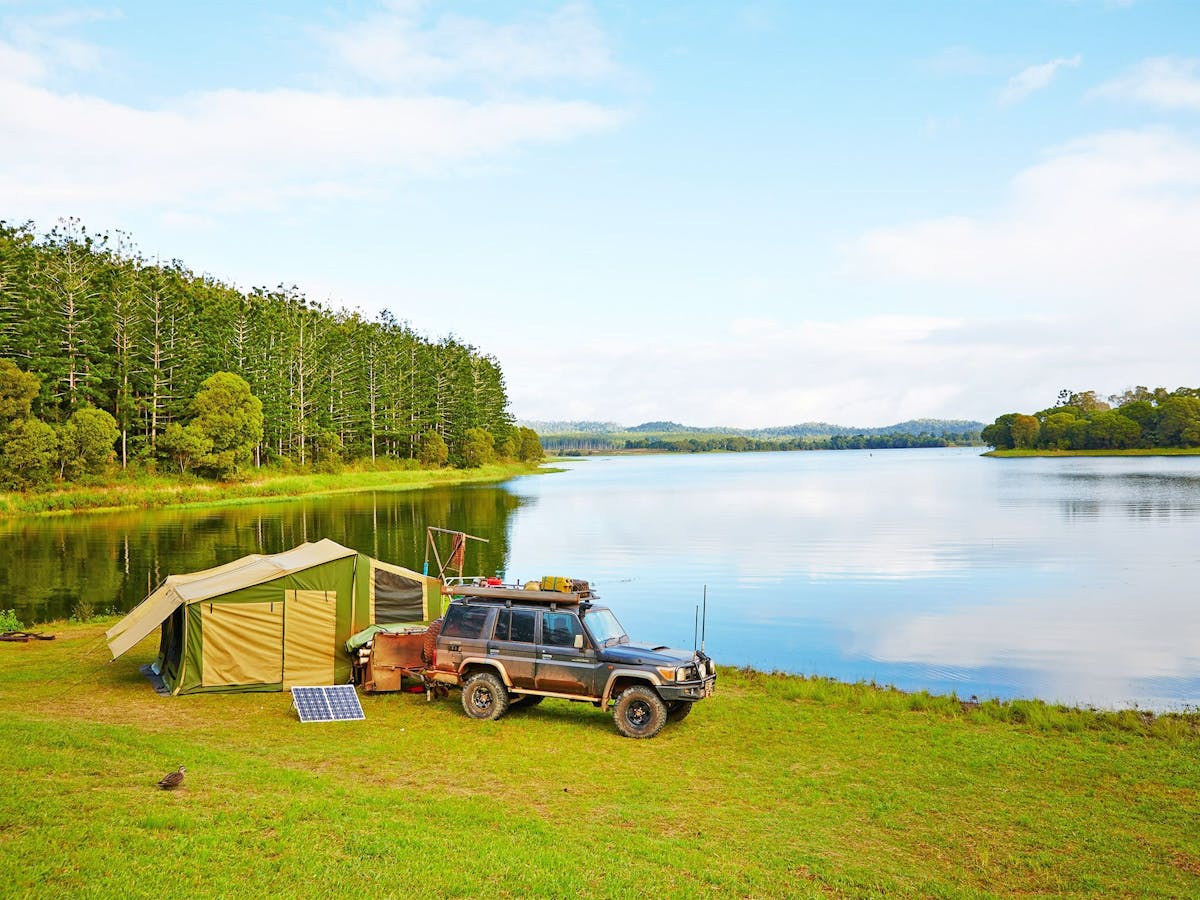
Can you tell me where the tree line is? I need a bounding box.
[617,431,981,454]
[0,218,542,488]
[982,387,1200,451]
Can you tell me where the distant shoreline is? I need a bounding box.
[984,448,1200,458]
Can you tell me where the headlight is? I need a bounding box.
[656,666,676,681]
[676,666,690,682]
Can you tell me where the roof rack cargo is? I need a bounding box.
[444,585,585,605]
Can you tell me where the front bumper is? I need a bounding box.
[658,673,717,702]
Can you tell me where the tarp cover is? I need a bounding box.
[106,539,357,660]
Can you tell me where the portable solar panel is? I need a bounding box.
[292,685,366,722]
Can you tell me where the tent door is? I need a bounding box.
[283,590,337,688]
[201,602,285,687]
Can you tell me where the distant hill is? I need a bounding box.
[520,418,984,438]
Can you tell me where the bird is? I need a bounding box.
[157,766,186,789]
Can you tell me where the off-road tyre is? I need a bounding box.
[421,618,443,664]
[461,671,509,721]
[667,700,694,723]
[509,693,545,708]
[612,685,668,739]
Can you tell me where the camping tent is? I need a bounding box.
[105,539,442,695]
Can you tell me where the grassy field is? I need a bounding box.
[0,461,551,517]
[984,448,1200,458]
[1,622,1197,898]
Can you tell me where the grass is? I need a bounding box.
[1,623,1197,898]
[0,461,554,517]
[984,448,1200,458]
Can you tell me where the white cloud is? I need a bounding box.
[319,1,617,89]
[998,54,1081,106]
[0,3,626,222]
[503,314,1070,426]
[1092,56,1200,111]
[854,129,1200,307]
[0,80,623,218]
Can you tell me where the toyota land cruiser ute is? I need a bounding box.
[427,583,716,738]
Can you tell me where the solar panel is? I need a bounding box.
[292,685,366,723]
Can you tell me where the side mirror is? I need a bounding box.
[573,634,584,650]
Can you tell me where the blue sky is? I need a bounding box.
[3,1,1199,427]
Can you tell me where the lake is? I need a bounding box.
[5,448,1200,711]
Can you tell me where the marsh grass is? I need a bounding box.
[2,624,1198,897]
[0,461,550,517]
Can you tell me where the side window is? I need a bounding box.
[493,609,510,641]
[542,611,583,648]
[492,608,536,644]
[442,604,491,639]
[511,609,536,643]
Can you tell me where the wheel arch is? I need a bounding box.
[602,670,661,706]
[459,659,512,687]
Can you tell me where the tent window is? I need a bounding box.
[374,568,424,623]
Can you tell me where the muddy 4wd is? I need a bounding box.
[428,582,716,738]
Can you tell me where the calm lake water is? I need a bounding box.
[6,448,1200,711]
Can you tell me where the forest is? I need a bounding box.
[0,218,540,488]
[982,387,1200,451]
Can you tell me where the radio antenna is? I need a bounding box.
[701,585,707,655]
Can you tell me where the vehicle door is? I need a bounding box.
[487,607,537,689]
[534,610,597,695]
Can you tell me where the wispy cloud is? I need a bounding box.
[317,1,618,90]
[1092,57,1200,111]
[998,54,1081,106]
[919,45,995,77]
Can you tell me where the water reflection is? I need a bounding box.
[2,486,522,623]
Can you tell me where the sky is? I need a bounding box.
[2,0,1199,428]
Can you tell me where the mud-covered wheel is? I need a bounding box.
[612,685,668,739]
[510,693,544,708]
[421,618,443,664]
[462,671,509,721]
[667,700,693,723]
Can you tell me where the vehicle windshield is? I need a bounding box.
[583,608,628,646]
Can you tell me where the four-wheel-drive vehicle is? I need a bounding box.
[427,584,716,738]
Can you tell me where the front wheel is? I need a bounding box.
[612,685,668,739]
[461,672,509,721]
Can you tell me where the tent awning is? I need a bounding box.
[105,539,359,660]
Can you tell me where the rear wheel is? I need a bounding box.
[667,700,693,723]
[612,685,668,739]
[461,671,509,721]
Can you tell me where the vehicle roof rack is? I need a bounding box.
[445,585,585,605]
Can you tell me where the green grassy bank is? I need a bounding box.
[1,622,1197,898]
[984,448,1200,458]
[0,461,552,517]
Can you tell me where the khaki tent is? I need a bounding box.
[106,539,442,695]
